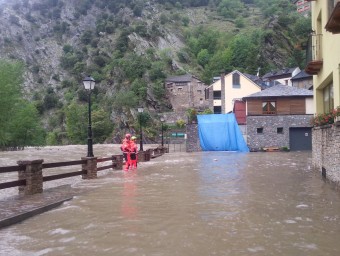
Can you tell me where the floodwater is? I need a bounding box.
[1,146,340,256]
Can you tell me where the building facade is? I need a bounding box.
[207,70,262,115]
[291,70,313,90]
[293,0,311,16]
[262,67,301,87]
[243,85,314,151]
[165,74,209,113]
[306,0,340,184]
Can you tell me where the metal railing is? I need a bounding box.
[306,32,322,64]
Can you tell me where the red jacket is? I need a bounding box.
[120,139,133,153]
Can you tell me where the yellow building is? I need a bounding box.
[306,0,340,184]
[305,0,340,113]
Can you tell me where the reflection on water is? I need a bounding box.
[0,148,340,256]
[121,170,138,220]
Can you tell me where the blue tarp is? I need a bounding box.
[197,114,249,152]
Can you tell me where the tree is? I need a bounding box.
[0,59,45,147]
[65,101,87,144]
[197,49,210,67]
[92,109,114,143]
[9,102,45,147]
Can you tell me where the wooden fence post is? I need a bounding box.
[81,157,97,179]
[112,155,123,170]
[17,159,44,195]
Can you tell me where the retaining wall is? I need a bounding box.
[312,124,340,185]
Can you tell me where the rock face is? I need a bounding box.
[0,0,301,137]
[0,1,297,98]
[0,1,183,96]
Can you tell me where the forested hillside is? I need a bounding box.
[0,0,311,148]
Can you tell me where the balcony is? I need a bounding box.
[305,33,323,75]
[325,0,340,33]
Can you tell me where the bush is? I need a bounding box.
[80,30,93,44]
[311,107,340,127]
[176,119,186,128]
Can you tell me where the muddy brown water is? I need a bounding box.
[0,146,340,256]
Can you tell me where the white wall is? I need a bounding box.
[305,97,314,114]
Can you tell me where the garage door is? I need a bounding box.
[289,127,312,151]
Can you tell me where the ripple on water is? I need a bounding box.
[49,228,71,235]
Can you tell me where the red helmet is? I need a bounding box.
[125,133,131,139]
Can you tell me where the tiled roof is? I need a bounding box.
[243,84,313,99]
[244,73,268,89]
[262,67,298,79]
[165,74,193,83]
[291,70,312,80]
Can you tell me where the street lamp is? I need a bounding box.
[160,117,165,147]
[137,107,144,151]
[83,76,95,157]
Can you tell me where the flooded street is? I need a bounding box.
[0,147,340,255]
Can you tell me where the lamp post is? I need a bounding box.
[137,107,144,151]
[83,76,95,157]
[160,117,165,147]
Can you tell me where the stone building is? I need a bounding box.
[291,70,313,90]
[165,74,209,113]
[243,85,314,151]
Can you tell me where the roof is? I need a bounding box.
[262,67,298,80]
[291,70,312,81]
[243,73,268,89]
[207,70,262,89]
[243,84,313,99]
[165,74,193,83]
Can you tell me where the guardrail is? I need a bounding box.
[0,147,168,196]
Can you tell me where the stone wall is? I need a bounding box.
[247,115,312,150]
[162,111,187,124]
[186,123,201,152]
[312,124,340,185]
[166,78,209,112]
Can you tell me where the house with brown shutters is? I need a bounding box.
[243,85,314,151]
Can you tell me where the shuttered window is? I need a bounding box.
[262,101,276,114]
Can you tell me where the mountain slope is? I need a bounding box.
[0,0,310,145]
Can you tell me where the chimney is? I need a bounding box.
[221,71,225,114]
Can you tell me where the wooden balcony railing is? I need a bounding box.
[305,33,323,75]
[325,0,340,33]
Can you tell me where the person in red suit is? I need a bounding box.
[130,136,138,168]
[120,134,133,171]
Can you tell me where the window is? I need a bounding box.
[327,0,334,19]
[214,106,222,114]
[262,101,276,114]
[197,90,202,94]
[257,128,263,134]
[205,88,209,100]
[178,87,183,91]
[175,82,186,86]
[277,127,283,134]
[323,83,334,113]
[213,91,221,99]
[232,73,240,88]
[200,98,203,104]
